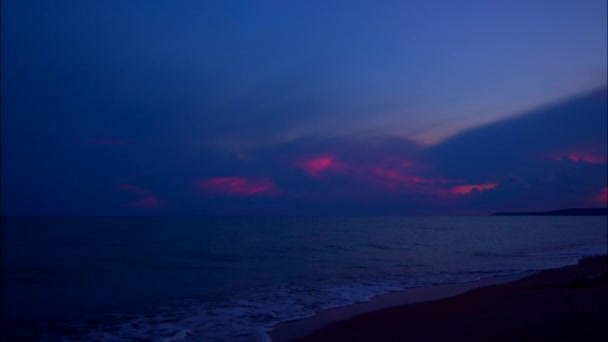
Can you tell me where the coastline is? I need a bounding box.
[271,255,607,341]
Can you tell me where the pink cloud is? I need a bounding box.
[295,156,343,177]
[196,177,281,196]
[370,167,427,185]
[120,184,169,209]
[293,154,460,197]
[451,183,497,195]
[549,148,607,164]
[347,157,486,197]
[292,153,501,200]
[588,187,608,205]
[361,159,452,192]
[125,196,167,208]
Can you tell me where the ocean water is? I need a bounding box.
[1,216,606,341]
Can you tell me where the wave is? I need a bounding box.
[2,269,532,341]
[3,244,605,341]
[474,243,607,261]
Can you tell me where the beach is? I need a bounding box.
[278,255,607,341]
[2,217,606,341]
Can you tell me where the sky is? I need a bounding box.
[1,0,607,215]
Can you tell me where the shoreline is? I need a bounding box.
[270,271,533,341]
[270,255,607,341]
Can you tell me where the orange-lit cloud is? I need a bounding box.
[295,156,342,176]
[451,183,497,195]
[197,177,280,196]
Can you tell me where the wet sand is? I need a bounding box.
[282,255,607,341]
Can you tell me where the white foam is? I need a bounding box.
[10,278,415,341]
[7,243,605,341]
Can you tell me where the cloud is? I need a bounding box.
[588,187,608,206]
[294,155,338,177]
[406,86,608,211]
[196,177,281,196]
[125,196,167,208]
[451,183,497,195]
[427,87,607,182]
[294,155,347,177]
[120,184,169,209]
[6,86,604,215]
[116,86,606,214]
[548,148,607,164]
[465,160,607,211]
[273,139,443,196]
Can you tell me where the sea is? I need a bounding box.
[1,216,606,341]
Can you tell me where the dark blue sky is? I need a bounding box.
[2,0,607,215]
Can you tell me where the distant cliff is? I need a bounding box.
[491,208,608,216]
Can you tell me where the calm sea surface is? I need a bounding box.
[2,216,606,341]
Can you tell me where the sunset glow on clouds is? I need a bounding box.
[196,177,280,196]
[451,183,498,195]
[363,163,496,197]
[193,96,607,206]
[366,163,452,191]
[551,153,607,164]
[125,196,167,208]
[295,155,439,188]
[588,187,608,205]
[116,130,604,212]
[120,184,168,208]
[370,168,426,185]
[294,154,481,198]
[295,156,340,177]
[2,0,606,216]
[549,148,607,164]
[363,168,450,196]
[5,87,607,215]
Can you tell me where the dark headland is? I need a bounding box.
[491,208,608,216]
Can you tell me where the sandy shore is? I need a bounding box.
[281,255,607,341]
